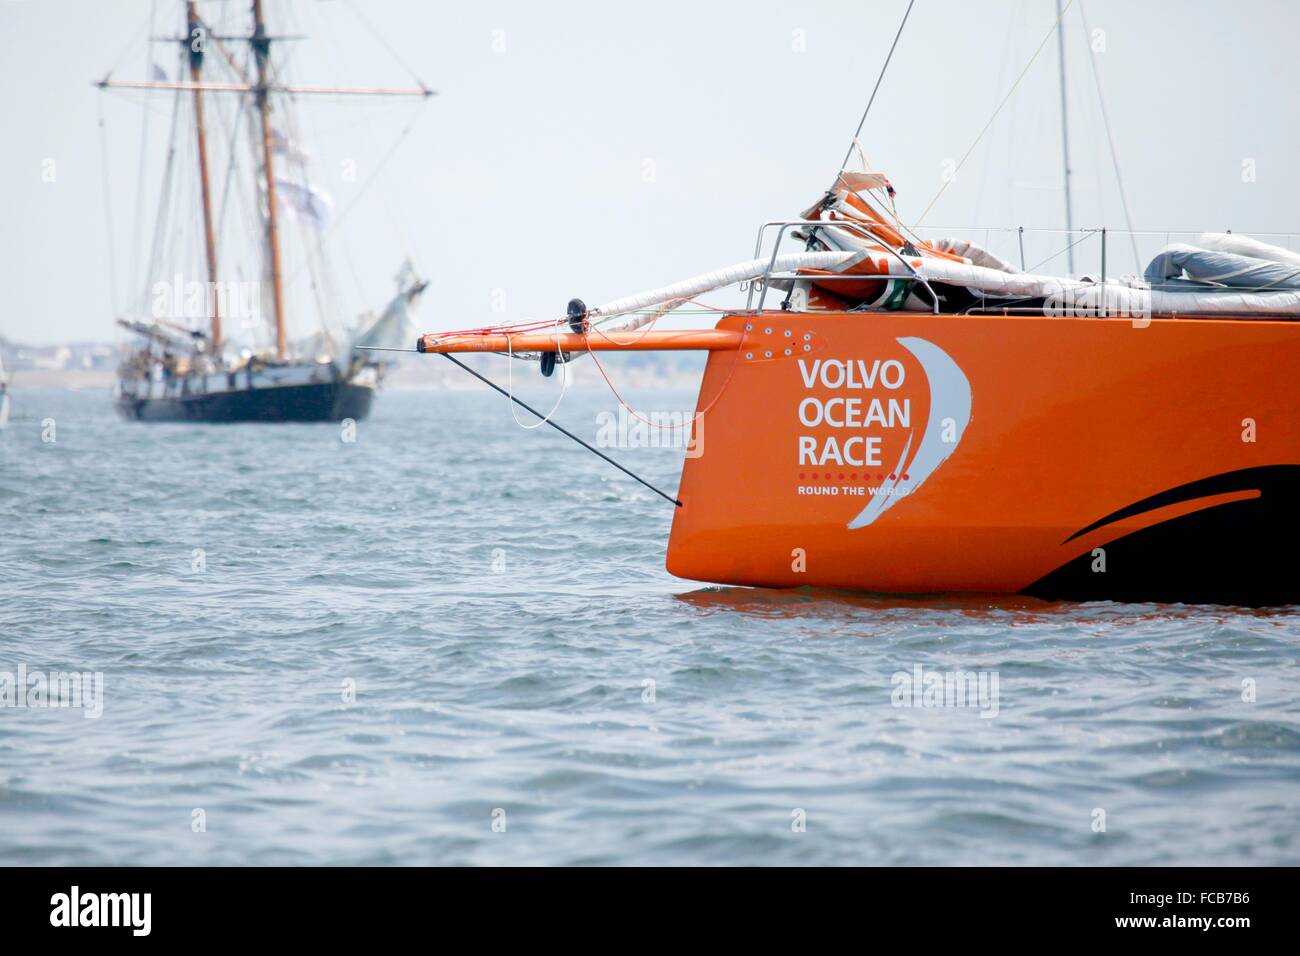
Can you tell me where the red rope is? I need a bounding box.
[430,298,744,433]
[583,307,745,431]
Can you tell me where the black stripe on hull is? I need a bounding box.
[116,381,374,423]
[1023,466,1300,607]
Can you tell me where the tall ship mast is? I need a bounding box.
[99,0,432,423]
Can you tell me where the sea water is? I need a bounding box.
[1,386,1297,865]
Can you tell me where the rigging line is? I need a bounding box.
[97,96,121,314]
[214,98,251,240]
[974,2,1019,226]
[1077,0,1140,273]
[282,102,426,286]
[100,5,153,81]
[1027,228,1092,273]
[381,166,420,263]
[303,0,421,310]
[835,0,916,182]
[302,0,415,133]
[128,0,160,322]
[341,0,431,90]
[915,0,1076,226]
[338,233,370,321]
[587,300,681,346]
[280,92,340,349]
[140,42,188,318]
[299,0,370,317]
[584,325,745,433]
[98,89,186,121]
[1054,0,1074,273]
[436,352,683,508]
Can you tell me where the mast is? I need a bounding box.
[94,2,434,363]
[187,1,222,355]
[1054,0,1075,273]
[251,0,287,361]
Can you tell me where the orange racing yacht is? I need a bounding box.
[415,179,1300,606]
[411,8,1299,607]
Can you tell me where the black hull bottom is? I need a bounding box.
[1023,466,1300,607]
[116,381,374,423]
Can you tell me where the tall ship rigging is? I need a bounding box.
[99,0,431,422]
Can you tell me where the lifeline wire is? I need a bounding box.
[504,319,570,430]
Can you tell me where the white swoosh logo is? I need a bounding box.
[847,337,970,529]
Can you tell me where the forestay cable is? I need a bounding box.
[437,353,683,508]
[834,0,916,184]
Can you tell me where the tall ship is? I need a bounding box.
[413,4,1299,606]
[99,1,431,422]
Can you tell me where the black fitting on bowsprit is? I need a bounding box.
[538,298,588,377]
[567,298,588,333]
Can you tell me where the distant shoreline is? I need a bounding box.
[8,369,115,389]
[7,366,705,392]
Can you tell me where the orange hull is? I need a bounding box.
[666,312,1300,605]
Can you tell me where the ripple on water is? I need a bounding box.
[1,389,1298,865]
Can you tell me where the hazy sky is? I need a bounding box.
[2,0,1297,346]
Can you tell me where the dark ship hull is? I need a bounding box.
[116,380,373,423]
